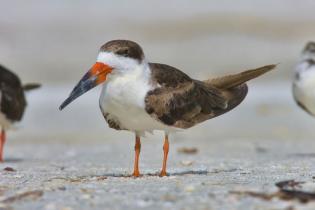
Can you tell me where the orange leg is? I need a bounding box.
[132,135,141,177]
[159,134,169,177]
[0,130,5,162]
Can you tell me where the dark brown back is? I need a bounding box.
[145,63,247,129]
[0,65,26,122]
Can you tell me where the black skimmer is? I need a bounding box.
[60,40,275,177]
[0,65,40,162]
[293,42,315,116]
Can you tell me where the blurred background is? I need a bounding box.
[1,0,315,147]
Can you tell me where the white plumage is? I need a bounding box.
[98,52,180,136]
[293,47,315,115]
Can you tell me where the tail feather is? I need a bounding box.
[23,83,41,91]
[205,64,276,89]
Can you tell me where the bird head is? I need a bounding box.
[59,40,144,110]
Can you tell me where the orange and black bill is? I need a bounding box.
[59,62,112,110]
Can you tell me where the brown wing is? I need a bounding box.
[145,63,275,129]
[145,63,233,128]
[0,65,26,122]
[204,64,276,89]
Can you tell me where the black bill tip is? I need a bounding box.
[59,72,97,111]
[59,96,75,110]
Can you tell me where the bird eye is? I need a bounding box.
[117,49,129,56]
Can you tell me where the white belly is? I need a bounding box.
[293,70,315,115]
[99,68,179,136]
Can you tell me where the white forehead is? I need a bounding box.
[96,52,140,70]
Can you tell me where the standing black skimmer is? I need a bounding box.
[293,42,315,116]
[0,65,40,162]
[60,40,275,177]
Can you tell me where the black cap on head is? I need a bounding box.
[304,41,315,54]
[100,40,144,62]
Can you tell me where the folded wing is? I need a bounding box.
[145,63,275,129]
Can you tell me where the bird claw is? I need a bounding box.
[132,171,141,178]
[159,171,168,177]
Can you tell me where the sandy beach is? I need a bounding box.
[0,82,315,209]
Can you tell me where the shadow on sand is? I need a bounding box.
[46,168,239,183]
[100,168,237,178]
[92,170,209,178]
[289,153,315,158]
[2,158,23,163]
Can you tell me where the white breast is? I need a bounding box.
[99,63,178,136]
[293,63,315,115]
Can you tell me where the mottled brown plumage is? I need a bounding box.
[145,64,275,129]
[101,112,127,130]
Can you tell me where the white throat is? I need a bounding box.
[97,52,177,135]
[100,58,151,107]
[97,51,151,102]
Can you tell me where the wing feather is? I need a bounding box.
[145,63,229,128]
[0,65,26,122]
